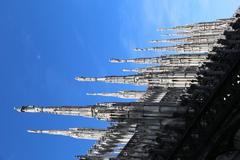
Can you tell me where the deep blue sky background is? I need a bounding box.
[0,0,239,160]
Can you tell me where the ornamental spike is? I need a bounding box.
[87,91,145,99]
[134,46,177,52]
[159,32,191,36]
[157,20,230,31]
[134,43,215,53]
[15,105,94,118]
[110,53,207,65]
[27,128,106,140]
[159,29,224,37]
[151,34,221,44]
[75,75,146,85]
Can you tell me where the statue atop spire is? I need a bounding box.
[28,128,106,140]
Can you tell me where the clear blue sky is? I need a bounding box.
[0,0,239,160]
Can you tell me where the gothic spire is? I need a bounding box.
[75,75,144,85]
[150,34,222,43]
[14,105,113,121]
[75,72,196,87]
[15,105,94,118]
[157,19,232,31]
[134,42,216,53]
[159,29,224,37]
[15,103,157,121]
[122,66,198,73]
[110,53,207,65]
[28,128,106,140]
[87,90,145,99]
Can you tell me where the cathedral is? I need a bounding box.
[16,7,240,160]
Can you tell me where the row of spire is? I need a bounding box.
[16,12,238,159]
